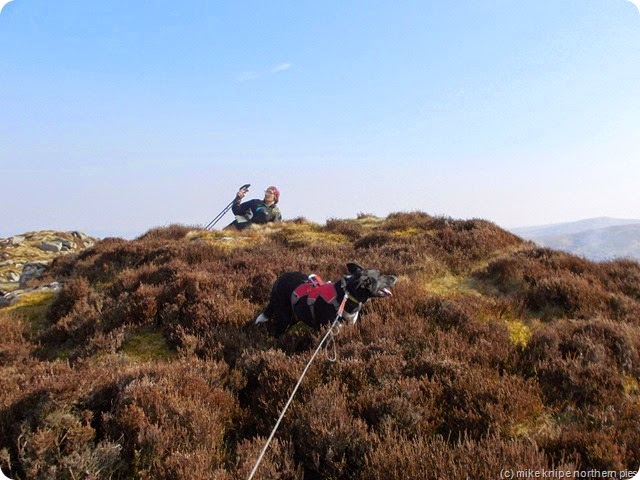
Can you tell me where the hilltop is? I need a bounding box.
[1,213,639,479]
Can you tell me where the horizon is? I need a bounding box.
[3,214,640,242]
[2,1,640,239]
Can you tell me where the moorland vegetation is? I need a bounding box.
[1,212,639,479]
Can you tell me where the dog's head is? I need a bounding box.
[343,262,397,303]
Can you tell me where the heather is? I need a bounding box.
[1,212,639,479]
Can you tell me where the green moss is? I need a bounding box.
[190,229,262,252]
[391,227,424,236]
[120,326,176,361]
[5,290,56,334]
[266,222,348,248]
[424,273,482,297]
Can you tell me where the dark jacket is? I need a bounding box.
[228,199,282,230]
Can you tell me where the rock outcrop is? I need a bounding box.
[0,230,99,287]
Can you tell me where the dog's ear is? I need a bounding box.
[346,262,364,275]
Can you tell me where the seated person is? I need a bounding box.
[226,185,282,230]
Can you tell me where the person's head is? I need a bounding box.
[263,186,280,205]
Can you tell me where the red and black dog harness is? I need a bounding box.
[291,274,339,309]
[290,274,361,324]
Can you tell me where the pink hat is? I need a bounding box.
[266,186,280,203]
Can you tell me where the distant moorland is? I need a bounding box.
[511,217,640,261]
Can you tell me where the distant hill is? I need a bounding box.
[511,217,640,261]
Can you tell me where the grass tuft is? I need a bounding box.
[507,320,533,348]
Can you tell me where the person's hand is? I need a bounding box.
[236,188,248,200]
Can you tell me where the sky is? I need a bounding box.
[1,0,639,239]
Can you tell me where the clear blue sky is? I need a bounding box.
[2,0,639,238]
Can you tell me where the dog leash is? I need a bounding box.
[324,293,348,363]
[246,295,348,480]
[324,316,343,362]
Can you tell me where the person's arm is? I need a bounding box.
[231,189,251,216]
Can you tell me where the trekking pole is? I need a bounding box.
[204,183,250,230]
[204,200,234,230]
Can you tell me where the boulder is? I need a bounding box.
[59,239,77,251]
[39,241,62,252]
[72,231,90,241]
[8,236,25,246]
[0,290,21,307]
[19,261,49,287]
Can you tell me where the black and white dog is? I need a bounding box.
[255,262,396,334]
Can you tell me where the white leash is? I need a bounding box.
[246,296,348,480]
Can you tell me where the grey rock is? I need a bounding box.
[0,290,21,307]
[20,261,49,287]
[8,235,25,245]
[72,231,91,241]
[39,241,63,252]
[53,238,77,250]
[60,242,77,252]
[0,260,14,267]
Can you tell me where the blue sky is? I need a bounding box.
[1,0,639,238]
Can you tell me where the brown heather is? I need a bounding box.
[1,212,639,479]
